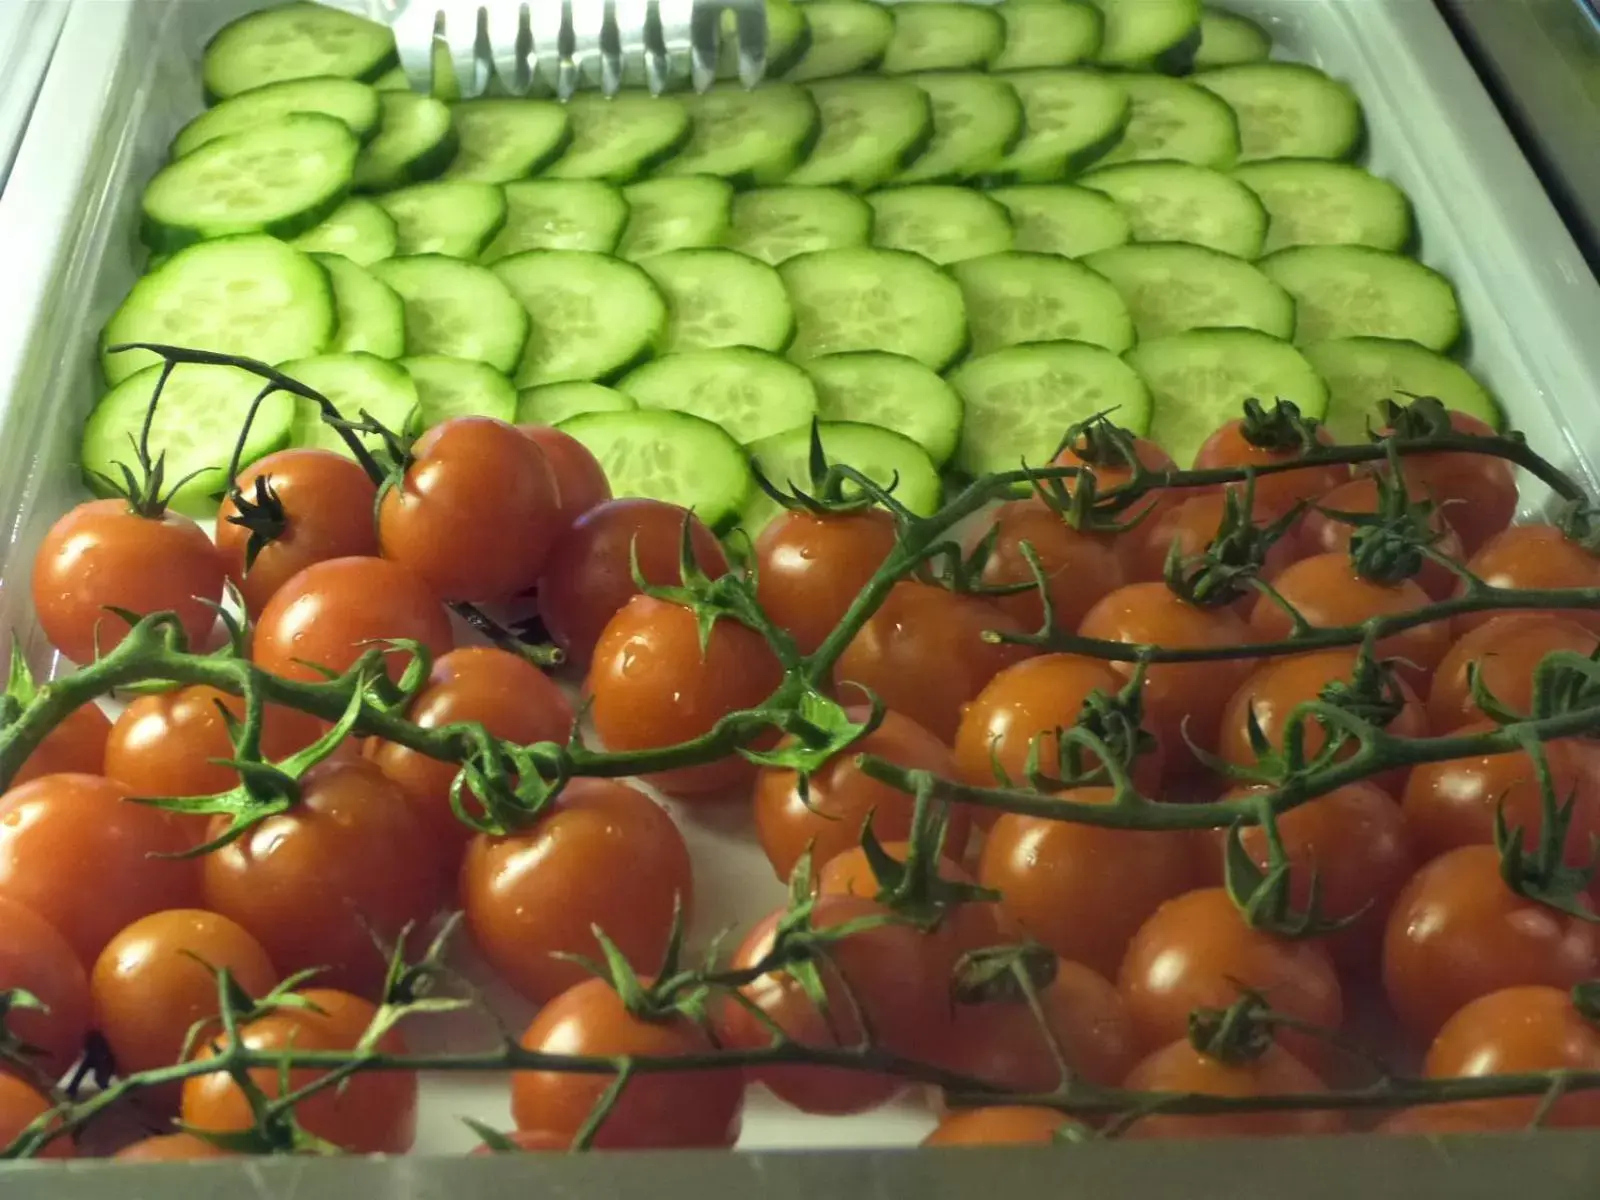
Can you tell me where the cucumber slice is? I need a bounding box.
[556,409,753,530]
[101,235,336,386]
[1081,162,1267,258]
[619,177,735,260]
[618,347,817,445]
[881,3,1006,74]
[1083,242,1293,340]
[801,351,964,465]
[657,84,820,187]
[370,255,529,373]
[868,187,1013,265]
[516,382,637,427]
[989,184,1130,257]
[441,99,572,184]
[492,250,668,387]
[952,251,1135,356]
[377,180,507,257]
[81,363,297,517]
[401,354,519,425]
[717,0,813,80]
[1194,64,1364,162]
[1257,245,1461,351]
[727,187,873,265]
[785,1,895,82]
[1232,160,1415,255]
[203,3,397,101]
[984,70,1130,184]
[895,73,1025,185]
[1098,74,1240,169]
[787,78,933,190]
[1302,337,1502,443]
[354,92,458,192]
[543,94,691,183]
[373,67,409,92]
[173,78,380,158]
[1127,329,1328,466]
[1091,0,1202,71]
[1194,8,1272,68]
[949,341,1152,477]
[283,352,419,456]
[993,2,1105,71]
[141,114,358,252]
[781,247,968,370]
[480,181,630,261]
[316,253,406,359]
[640,250,795,354]
[291,197,397,265]
[739,421,942,536]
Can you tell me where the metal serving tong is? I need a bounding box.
[381,0,770,99]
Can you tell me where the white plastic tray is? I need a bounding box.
[0,1,68,198]
[0,0,1599,1155]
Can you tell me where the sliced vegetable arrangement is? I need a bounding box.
[85,0,1493,538]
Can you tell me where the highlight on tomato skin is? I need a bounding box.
[922,1106,1081,1147]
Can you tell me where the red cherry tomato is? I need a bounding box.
[0,1072,72,1159]
[922,1106,1077,1147]
[114,1132,233,1161]
[10,704,110,791]
[1051,427,1176,519]
[1382,844,1600,1041]
[214,448,379,617]
[1192,414,1343,513]
[470,1129,571,1153]
[0,774,197,965]
[511,977,744,1149]
[1376,407,1517,556]
[1376,1106,1510,1135]
[1123,491,1298,607]
[975,499,1126,634]
[0,895,90,1077]
[1119,1039,1343,1139]
[537,499,728,671]
[1428,614,1600,733]
[519,424,611,524]
[754,508,898,656]
[32,499,225,664]
[754,707,965,882]
[1298,474,1465,601]
[462,779,693,1005]
[1455,524,1600,636]
[252,556,454,685]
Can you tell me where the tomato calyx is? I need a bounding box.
[855,799,999,929]
[1186,992,1277,1066]
[1373,394,1462,442]
[989,676,1158,795]
[1237,397,1326,455]
[1472,645,1600,725]
[1022,462,1155,536]
[950,942,1057,1007]
[1161,477,1297,609]
[752,421,903,519]
[741,688,886,805]
[1053,413,1144,473]
[1223,805,1363,940]
[1555,499,1600,557]
[564,898,712,1026]
[1320,458,1449,587]
[1317,639,1410,730]
[1494,733,1600,921]
[221,473,289,573]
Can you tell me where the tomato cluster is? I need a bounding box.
[6,389,1600,1161]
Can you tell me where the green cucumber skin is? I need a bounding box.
[354,125,460,194]
[140,187,350,257]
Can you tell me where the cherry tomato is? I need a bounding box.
[11,704,110,790]
[0,1072,72,1159]
[510,976,744,1149]
[1123,491,1298,606]
[1200,784,1413,974]
[1051,426,1176,521]
[519,425,611,524]
[1248,553,1450,691]
[1078,581,1257,782]
[368,647,575,877]
[975,499,1125,634]
[0,895,89,1077]
[1424,984,1600,1128]
[755,708,965,882]
[113,1132,232,1161]
[1192,415,1343,513]
[1376,407,1516,556]
[834,581,1032,743]
[978,787,1197,981]
[1217,649,1427,795]
[715,894,924,1115]
[922,1106,1077,1147]
[91,909,278,1079]
[32,499,225,665]
[947,957,1137,1092]
[463,779,692,1005]
[182,988,416,1154]
[252,556,454,686]
[1376,1106,1509,1135]
[0,774,197,965]
[1119,1039,1343,1139]
[1382,844,1600,1041]
[1400,729,1600,868]
[1298,474,1465,602]
[471,1129,570,1153]
[954,656,1166,823]
[1455,524,1600,636]
[1118,887,1343,1073]
[1428,614,1600,733]
[754,508,898,656]
[537,499,728,671]
[587,595,783,797]
[215,448,379,617]
[201,759,438,997]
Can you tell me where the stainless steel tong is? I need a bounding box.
[380,0,770,100]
